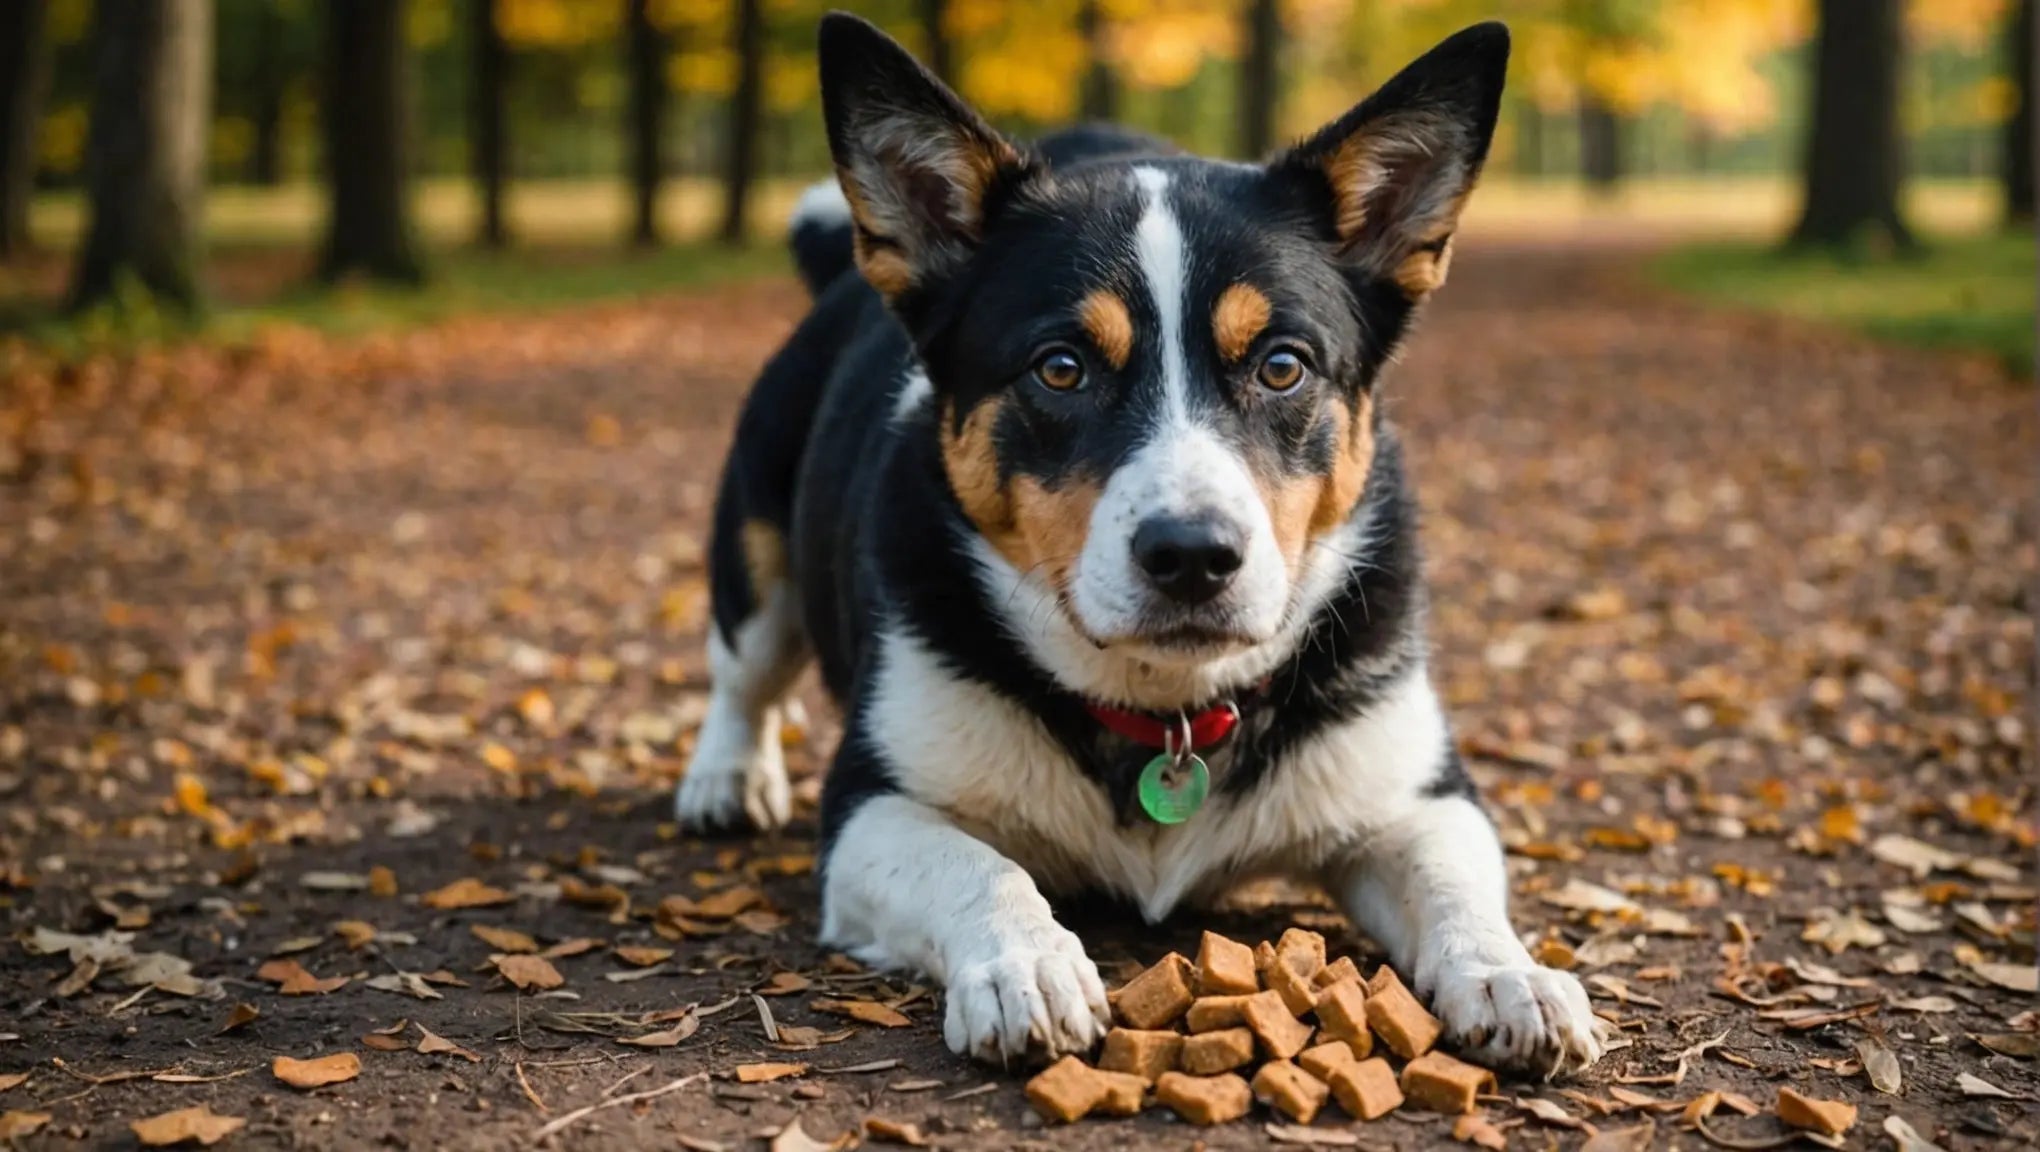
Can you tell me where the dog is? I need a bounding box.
[675,12,1603,1079]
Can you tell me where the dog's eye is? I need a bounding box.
[1032,348,1086,392]
[1257,349,1307,392]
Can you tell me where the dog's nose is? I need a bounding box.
[1132,516,1244,604]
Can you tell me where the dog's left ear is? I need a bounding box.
[818,12,1033,302]
[1270,22,1508,301]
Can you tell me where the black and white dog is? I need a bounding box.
[676,13,1602,1079]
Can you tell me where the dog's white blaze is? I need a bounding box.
[891,367,932,424]
[862,622,1445,920]
[1131,166,1190,428]
[674,587,804,829]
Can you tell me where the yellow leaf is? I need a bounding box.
[273,1053,361,1090]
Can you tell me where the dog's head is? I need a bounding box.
[820,14,1506,671]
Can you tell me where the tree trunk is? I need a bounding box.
[319,0,423,283]
[1578,97,1623,194]
[917,0,952,85]
[0,0,50,260]
[1789,0,1915,251]
[2006,0,2034,225]
[1515,101,1544,177]
[246,0,285,185]
[68,0,212,313]
[719,0,763,246]
[625,0,665,247]
[1237,0,1279,159]
[1079,0,1117,122]
[470,0,508,247]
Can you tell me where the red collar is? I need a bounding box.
[1084,699,1240,752]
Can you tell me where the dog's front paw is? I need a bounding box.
[941,931,1111,1064]
[674,732,790,833]
[1428,961,1603,1079]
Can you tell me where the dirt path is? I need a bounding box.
[1,248,2034,1151]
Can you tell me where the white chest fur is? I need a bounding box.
[867,627,1448,922]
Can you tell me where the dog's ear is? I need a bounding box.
[1270,22,1508,301]
[818,12,1032,301]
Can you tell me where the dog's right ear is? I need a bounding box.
[819,12,1033,301]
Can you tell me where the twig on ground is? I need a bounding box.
[530,1071,708,1144]
[514,1062,549,1114]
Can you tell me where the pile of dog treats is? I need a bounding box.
[1026,928,1496,1127]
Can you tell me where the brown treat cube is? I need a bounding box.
[1312,979,1374,1056]
[1297,1040,1361,1082]
[1179,1027,1256,1074]
[1252,1060,1331,1124]
[1242,989,1314,1060]
[1088,1067,1149,1117]
[1329,1057,1404,1120]
[1314,956,1362,989]
[1777,1088,1857,1137]
[1025,1055,1108,1123]
[1154,1072,1253,1126]
[1195,931,1260,996]
[1363,972,1441,1059]
[1399,1052,1497,1115]
[1186,994,1254,1032]
[1266,957,1320,1015]
[1275,928,1326,981]
[1098,1028,1182,1083]
[1115,952,1196,1030]
[1364,964,1402,996]
[1254,940,1280,977]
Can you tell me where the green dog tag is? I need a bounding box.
[1138,752,1209,825]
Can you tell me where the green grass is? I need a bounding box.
[0,241,790,359]
[1652,231,2036,376]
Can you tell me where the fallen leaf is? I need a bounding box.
[1882,1116,1947,1152]
[615,945,673,967]
[421,877,513,910]
[1777,1087,1856,1136]
[471,924,538,953]
[738,1062,810,1083]
[1541,879,1641,915]
[494,954,564,991]
[1974,1032,2040,1059]
[0,1112,51,1140]
[131,1105,247,1147]
[539,937,602,959]
[361,1032,409,1051]
[770,1120,849,1152]
[416,1024,481,1062]
[1580,1119,1656,1152]
[1956,1072,2019,1099]
[1517,1097,1584,1128]
[812,998,912,1027]
[1965,958,2038,994]
[1801,908,1886,955]
[332,920,377,949]
[1856,1037,1901,1095]
[273,1053,361,1089]
[299,871,369,891]
[756,971,812,995]
[1265,1124,1362,1146]
[863,1117,928,1146]
[1452,1113,1508,1150]
[0,1073,24,1094]
[606,964,668,983]
[1870,835,1962,878]
[256,958,350,995]
[218,1003,260,1034]
[1890,995,1958,1013]
[365,972,443,1000]
[621,1015,700,1048]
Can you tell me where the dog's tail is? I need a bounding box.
[787,179,857,296]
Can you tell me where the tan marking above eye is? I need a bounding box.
[1077,289,1134,371]
[1213,283,1273,363]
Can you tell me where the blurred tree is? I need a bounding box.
[2006,0,2033,223]
[471,0,510,246]
[919,0,954,84]
[625,0,665,246]
[246,0,288,184]
[720,0,763,244]
[68,0,212,312]
[320,0,425,282]
[1079,0,1116,121]
[1578,96,1623,191]
[1237,0,1278,158]
[1791,0,1915,250]
[0,0,49,259]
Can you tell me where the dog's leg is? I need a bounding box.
[821,792,1111,1063]
[1322,676,1602,1078]
[676,555,805,832]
